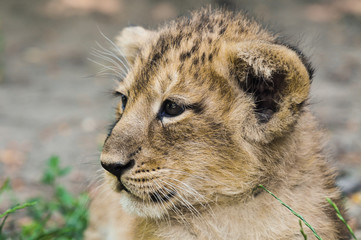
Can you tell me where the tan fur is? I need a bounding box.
[85,9,349,240]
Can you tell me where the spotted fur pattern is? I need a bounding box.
[85,9,349,240]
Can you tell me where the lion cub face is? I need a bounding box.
[99,11,311,218]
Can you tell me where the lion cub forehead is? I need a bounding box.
[120,60,209,105]
[115,9,279,109]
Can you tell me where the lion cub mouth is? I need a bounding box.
[114,179,177,204]
[149,189,177,203]
[115,181,127,192]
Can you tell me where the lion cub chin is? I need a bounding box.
[85,8,349,240]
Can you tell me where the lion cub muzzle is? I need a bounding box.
[101,146,142,190]
[101,159,135,180]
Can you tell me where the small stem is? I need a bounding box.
[0,201,37,218]
[258,184,322,240]
[299,220,308,240]
[326,198,358,240]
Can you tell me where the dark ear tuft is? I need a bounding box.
[228,42,311,142]
[239,69,286,123]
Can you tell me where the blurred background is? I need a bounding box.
[0,0,360,237]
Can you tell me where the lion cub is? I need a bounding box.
[85,9,349,240]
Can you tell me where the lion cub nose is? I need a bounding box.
[101,159,135,179]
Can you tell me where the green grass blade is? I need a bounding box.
[258,184,322,240]
[326,197,358,240]
[299,220,308,240]
[0,201,37,218]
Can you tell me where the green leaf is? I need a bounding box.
[42,156,59,184]
[49,156,59,168]
[21,221,44,238]
[55,186,74,208]
[41,156,71,185]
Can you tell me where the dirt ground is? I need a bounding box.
[0,0,360,236]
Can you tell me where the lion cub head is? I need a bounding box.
[99,10,312,218]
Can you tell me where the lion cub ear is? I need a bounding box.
[229,42,312,143]
[115,26,157,65]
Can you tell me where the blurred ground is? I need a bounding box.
[0,0,360,236]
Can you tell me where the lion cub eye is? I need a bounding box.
[114,91,128,110]
[121,94,128,110]
[162,100,185,117]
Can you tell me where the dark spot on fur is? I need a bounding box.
[151,52,162,65]
[171,33,183,48]
[185,32,192,40]
[134,34,175,93]
[192,57,199,66]
[219,25,227,35]
[191,40,200,54]
[128,146,142,159]
[194,72,199,79]
[212,47,220,55]
[179,51,191,61]
[148,35,170,66]
[201,52,206,63]
[180,41,200,62]
[208,53,213,62]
